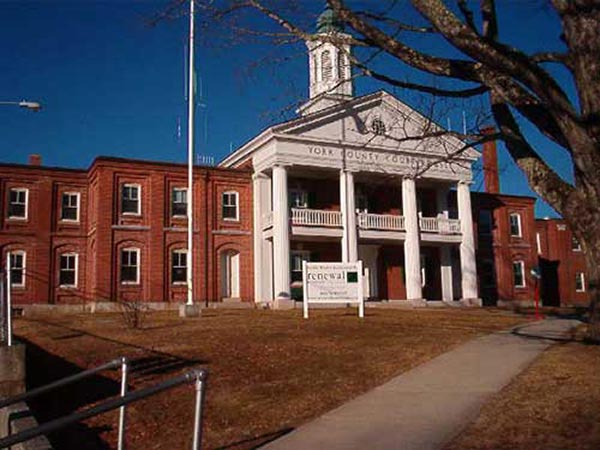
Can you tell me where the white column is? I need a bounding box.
[437,187,453,302]
[402,177,423,301]
[341,170,358,263]
[457,181,479,303]
[272,166,291,301]
[339,170,348,262]
[253,173,271,303]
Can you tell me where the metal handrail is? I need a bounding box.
[0,368,207,450]
[0,357,129,450]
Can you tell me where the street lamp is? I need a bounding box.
[0,100,42,111]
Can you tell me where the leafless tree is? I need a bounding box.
[167,0,600,341]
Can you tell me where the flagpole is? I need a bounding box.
[186,0,195,307]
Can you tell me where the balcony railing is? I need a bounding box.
[419,216,461,234]
[358,213,405,231]
[261,208,461,236]
[291,208,342,227]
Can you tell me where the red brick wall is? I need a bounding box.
[0,158,253,305]
[536,219,589,307]
[472,192,538,306]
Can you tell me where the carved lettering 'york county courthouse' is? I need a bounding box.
[0,8,589,310]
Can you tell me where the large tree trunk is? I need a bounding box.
[584,246,600,342]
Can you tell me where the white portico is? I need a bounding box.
[221,7,480,307]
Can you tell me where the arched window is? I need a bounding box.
[321,50,332,81]
[337,51,345,80]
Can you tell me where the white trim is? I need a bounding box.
[60,192,81,223]
[9,250,26,287]
[575,272,586,292]
[122,183,141,216]
[536,232,542,255]
[222,191,239,221]
[120,247,141,285]
[509,213,522,237]
[513,260,526,288]
[7,187,28,220]
[59,253,78,288]
[572,236,582,252]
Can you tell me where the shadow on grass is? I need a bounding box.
[22,337,118,449]
[21,317,208,379]
[215,427,295,450]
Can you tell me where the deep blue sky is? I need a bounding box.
[0,1,574,218]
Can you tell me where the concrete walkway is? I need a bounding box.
[261,318,580,450]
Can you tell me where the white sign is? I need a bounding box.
[302,261,364,319]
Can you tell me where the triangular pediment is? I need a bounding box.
[274,91,480,161]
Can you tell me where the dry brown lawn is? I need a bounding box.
[445,325,600,450]
[14,307,529,450]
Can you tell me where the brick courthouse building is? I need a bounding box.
[0,10,588,310]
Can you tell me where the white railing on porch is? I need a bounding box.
[358,213,405,231]
[419,216,461,234]
[262,211,273,230]
[291,208,342,227]
[419,216,439,232]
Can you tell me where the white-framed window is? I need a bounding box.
[171,188,187,217]
[172,249,187,284]
[59,253,78,287]
[321,50,332,81]
[8,251,26,287]
[61,192,80,222]
[291,250,310,283]
[8,188,28,219]
[120,248,140,284]
[513,260,526,288]
[289,189,308,209]
[575,272,586,292]
[478,210,493,235]
[121,184,141,215]
[572,236,582,251]
[222,191,239,221]
[509,213,522,237]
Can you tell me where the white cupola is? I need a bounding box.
[299,4,353,115]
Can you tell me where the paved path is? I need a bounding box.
[261,318,580,450]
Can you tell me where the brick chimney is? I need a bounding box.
[28,154,42,166]
[481,127,499,194]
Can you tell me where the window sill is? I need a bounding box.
[59,285,77,289]
[121,282,140,286]
[222,218,240,222]
[514,285,527,289]
[122,212,141,217]
[7,217,27,221]
[172,282,187,286]
[59,219,80,224]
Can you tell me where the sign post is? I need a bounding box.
[302,261,364,319]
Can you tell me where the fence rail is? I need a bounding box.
[0,368,207,449]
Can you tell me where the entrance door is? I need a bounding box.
[359,245,379,299]
[221,251,240,299]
